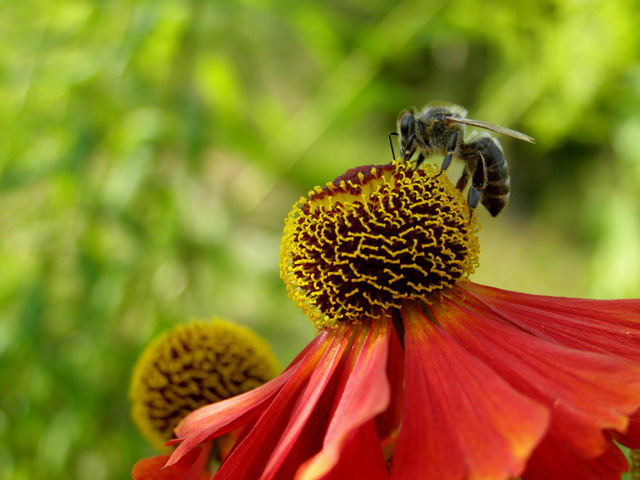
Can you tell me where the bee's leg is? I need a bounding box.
[401,133,416,163]
[472,153,489,190]
[433,131,459,178]
[440,131,459,172]
[467,185,482,216]
[413,153,425,170]
[388,132,399,160]
[455,168,470,191]
[467,153,488,219]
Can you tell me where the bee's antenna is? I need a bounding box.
[388,132,399,160]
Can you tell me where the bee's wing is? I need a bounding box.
[444,116,535,143]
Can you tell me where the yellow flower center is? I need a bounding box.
[129,319,279,451]
[280,161,479,328]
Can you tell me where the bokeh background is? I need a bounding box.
[2,0,639,478]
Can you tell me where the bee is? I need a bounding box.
[394,102,535,217]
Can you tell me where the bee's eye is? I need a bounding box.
[399,113,414,139]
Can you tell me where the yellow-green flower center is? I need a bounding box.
[280,161,479,328]
[129,319,279,450]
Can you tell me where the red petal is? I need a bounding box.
[445,283,640,478]
[132,443,212,480]
[461,282,640,362]
[522,434,628,480]
[392,302,549,480]
[613,409,640,448]
[437,292,640,455]
[167,331,331,468]
[375,322,404,456]
[295,319,391,480]
[313,420,390,480]
[133,455,175,480]
[213,327,352,480]
[255,326,353,479]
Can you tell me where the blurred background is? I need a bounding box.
[1,0,639,478]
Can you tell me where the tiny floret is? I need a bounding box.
[280,161,479,328]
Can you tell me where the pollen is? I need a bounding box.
[129,319,279,451]
[280,161,479,328]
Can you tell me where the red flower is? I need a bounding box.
[168,283,640,479]
[151,163,640,479]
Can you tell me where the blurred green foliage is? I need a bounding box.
[1,0,639,478]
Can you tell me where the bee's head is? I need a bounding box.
[396,108,416,154]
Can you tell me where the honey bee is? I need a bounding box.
[394,102,535,217]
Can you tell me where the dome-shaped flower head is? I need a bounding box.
[130,319,279,479]
[161,162,640,480]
